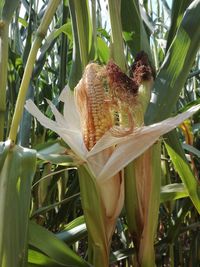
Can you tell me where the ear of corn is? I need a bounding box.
[75,62,129,266]
[124,52,160,266]
[75,52,159,267]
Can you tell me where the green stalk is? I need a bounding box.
[73,0,90,68]
[91,0,97,51]
[68,0,82,88]
[8,0,61,143]
[0,0,19,142]
[108,0,126,71]
[59,0,69,91]
[0,22,9,141]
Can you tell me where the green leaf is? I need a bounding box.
[121,0,151,58]
[166,0,193,51]
[36,140,73,165]
[160,183,189,203]
[0,143,36,267]
[56,217,87,245]
[68,0,82,88]
[31,193,80,218]
[97,36,109,63]
[145,0,200,124]
[18,17,28,28]
[164,131,200,213]
[44,22,73,50]
[28,249,66,267]
[28,221,90,267]
[182,143,200,158]
[63,215,85,230]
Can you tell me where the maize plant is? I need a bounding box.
[0,0,200,267]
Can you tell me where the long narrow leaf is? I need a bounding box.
[28,221,89,267]
[166,0,193,51]
[0,143,36,267]
[165,131,200,213]
[121,0,151,57]
[145,0,200,124]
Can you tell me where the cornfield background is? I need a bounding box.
[0,0,200,266]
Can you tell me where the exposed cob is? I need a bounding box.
[75,61,140,149]
[75,63,112,150]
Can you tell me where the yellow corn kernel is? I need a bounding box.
[75,63,112,150]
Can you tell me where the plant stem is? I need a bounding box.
[8,0,61,143]
[59,0,69,92]
[108,0,126,71]
[0,22,9,141]
[73,0,89,68]
[91,0,97,51]
[68,0,82,89]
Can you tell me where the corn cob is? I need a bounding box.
[75,63,113,150]
[75,61,140,149]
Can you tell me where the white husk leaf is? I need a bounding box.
[25,87,200,181]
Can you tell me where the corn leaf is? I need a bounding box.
[121,0,151,57]
[144,0,200,214]
[56,223,87,245]
[68,0,82,88]
[28,221,90,267]
[28,249,66,267]
[182,143,200,158]
[160,183,189,203]
[164,131,200,213]
[145,0,200,123]
[166,0,193,51]
[0,142,36,267]
[97,36,109,63]
[36,141,73,165]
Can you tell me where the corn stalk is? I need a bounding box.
[8,0,61,143]
[0,0,20,141]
